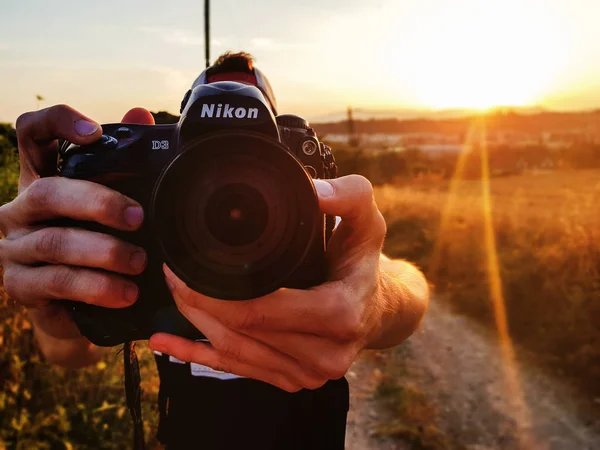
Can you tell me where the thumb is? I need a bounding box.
[313,175,384,237]
[313,175,376,218]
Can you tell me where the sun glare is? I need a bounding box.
[388,0,568,110]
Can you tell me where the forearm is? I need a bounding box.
[366,254,430,349]
[28,306,106,369]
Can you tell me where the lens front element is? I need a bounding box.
[152,131,321,300]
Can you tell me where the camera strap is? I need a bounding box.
[124,341,146,450]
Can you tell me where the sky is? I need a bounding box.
[2,0,600,124]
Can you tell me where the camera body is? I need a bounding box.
[57,82,337,347]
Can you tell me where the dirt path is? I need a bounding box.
[345,299,600,449]
[345,350,408,450]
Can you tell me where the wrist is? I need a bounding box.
[365,255,429,349]
[28,303,82,340]
[28,304,105,368]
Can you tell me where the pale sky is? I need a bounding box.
[2,0,600,124]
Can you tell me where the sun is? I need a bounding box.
[388,0,568,110]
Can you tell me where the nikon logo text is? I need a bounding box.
[200,104,259,119]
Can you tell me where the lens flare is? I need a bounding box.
[428,117,537,449]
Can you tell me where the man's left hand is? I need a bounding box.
[149,175,400,392]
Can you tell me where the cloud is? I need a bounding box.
[138,26,225,47]
[247,38,316,52]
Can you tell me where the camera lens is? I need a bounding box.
[152,131,321,300]
[204,184,269,247]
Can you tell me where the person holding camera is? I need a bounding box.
[0,52,429,449]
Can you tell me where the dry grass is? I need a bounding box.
[375,169,600,397]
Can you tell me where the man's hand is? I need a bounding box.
[149,175,429,392]
[0,105,154,367]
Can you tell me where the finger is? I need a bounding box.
[163,291,328,390]
[8,177,143,231]
[2,264,138,309]
[165,264,349,336]
[247,329,360,381]
[121,107,155,125]
[149,334,303,393]
[313,175,386,242]
[3,227,146,275]
[16,105,102,179]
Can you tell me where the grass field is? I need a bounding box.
[376,169,600,399]
[1,149,600,447]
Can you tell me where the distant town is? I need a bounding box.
[312,109,600,178]
[314,108,600,155]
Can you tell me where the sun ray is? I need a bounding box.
[479,118,538,450]
[427,119,477,283]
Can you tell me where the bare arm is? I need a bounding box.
[366,254,429,349]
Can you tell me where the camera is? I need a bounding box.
[57,81,337,347]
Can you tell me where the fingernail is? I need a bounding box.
[124,206,144,228]
[130,249,147,272]
[74,120,99,137]
[124,283,139,304]
[314,179,334,197]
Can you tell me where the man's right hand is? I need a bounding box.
[0,105,152,361]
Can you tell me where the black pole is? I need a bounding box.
[204,0,210,68]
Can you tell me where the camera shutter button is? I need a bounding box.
[115,127,133,139]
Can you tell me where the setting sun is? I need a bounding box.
[386,0,569,110]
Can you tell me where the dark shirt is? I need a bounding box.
[154,352,349,449]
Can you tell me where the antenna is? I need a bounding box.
[204,0,210,68]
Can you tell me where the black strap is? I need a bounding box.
[124,341,146,450]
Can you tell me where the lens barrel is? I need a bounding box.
[151,131,321,300]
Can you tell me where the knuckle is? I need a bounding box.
[315,354,351,380]
[2,267,20,300]
[92,275,119,300]
[25,178,56,209]
[34,228,67,263]
[374,210,387,239]
[216,339,242,362]
[51,104,72,115]
[279,378,302,393]
[15,111,32,132]
[213,358,232,375]
[46,104,75,127]
[302,377,328,391]
[104,238,125,267]
[337,311,363,341]
[89,191,119,216]
[0,239,9,263]
[0,203,13,236]
[326,291,363,341]
[352,175,374,201]
[88,190,127,222]
[234,304,264,329]
[48,266,77,297]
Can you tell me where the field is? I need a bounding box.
[376,169,600,399]
[1,126,600,449]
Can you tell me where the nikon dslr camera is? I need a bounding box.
[57,81,337,346]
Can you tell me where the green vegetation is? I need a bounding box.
[0,123,160,450]
[372,346,456,450]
